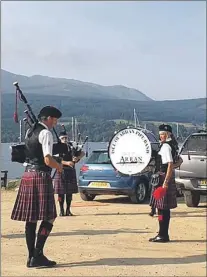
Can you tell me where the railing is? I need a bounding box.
[1,170,8,188]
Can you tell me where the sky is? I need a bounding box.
[1,1,206,100]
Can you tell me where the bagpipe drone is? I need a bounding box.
[10,82,87,163]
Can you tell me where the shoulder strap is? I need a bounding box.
[163,141,178,162]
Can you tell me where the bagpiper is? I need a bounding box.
[11,106,62,267]
[53,131,84,216]
[149,124,178,242]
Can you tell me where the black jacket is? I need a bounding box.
[25,123,51,171]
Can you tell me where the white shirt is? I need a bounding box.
[158,143,173,164]
[38,122,53,157]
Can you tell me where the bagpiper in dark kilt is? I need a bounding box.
[11,106,62,268]
[53,131,78,216]
[54,166,78,195]
[53,166,78,216]
[148,124,178,243]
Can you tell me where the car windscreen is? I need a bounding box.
[86,151,111,164]
[181,135,207,155]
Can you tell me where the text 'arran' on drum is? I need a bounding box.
[108,127,160,175]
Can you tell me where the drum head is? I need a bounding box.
[108,128,152,175]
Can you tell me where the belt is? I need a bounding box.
[25,165,51,174]
[158,171,166,175]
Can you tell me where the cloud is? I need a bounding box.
[1,1,206,100]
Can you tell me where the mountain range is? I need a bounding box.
[1,69,206,143]
[1,69,152,101]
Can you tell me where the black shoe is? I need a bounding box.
[66,209,74,216]
[59,211,65,216]
[149,235,170,243]
[149,211,155,217]
[29,254,56,267]
[26,257,32,268]
[59,208,65,216]
[149,208,156,217]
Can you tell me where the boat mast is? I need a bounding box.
[133,108,140,128]
[75,118,78,142]
[19,120,22,143]
[176,123,179,138]
[71,117,74,141]
[134,109,136,128]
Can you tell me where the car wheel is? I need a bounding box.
[130,181,148,204]
[184,191,200,207]
[176,188,183,197]
[80,192,96,201]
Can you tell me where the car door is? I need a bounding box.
[178,134,207,179]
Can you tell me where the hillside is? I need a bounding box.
[1,69,152,101]
[2,93,205,123]
[2,93,206,142]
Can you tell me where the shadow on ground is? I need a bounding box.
[38,254,206,269]
[2,228,151,239]
[93,195,207,208]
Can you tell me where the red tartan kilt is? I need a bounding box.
[149,173,177,210]
[53,167,78,195]
[11,171,57,222]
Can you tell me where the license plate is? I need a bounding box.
[200,180,207,185]
[88,182,111,188]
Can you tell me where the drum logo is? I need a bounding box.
[117,155,144,164]
[108,128,152,175]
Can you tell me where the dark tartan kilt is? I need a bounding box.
[53,167,78,195]
[11,171,57,222]
[149,173,177,210]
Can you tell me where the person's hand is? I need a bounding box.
[57,163,63,173]
[67,161,75,167]
[163,182,168,189]
[72,156,79,163]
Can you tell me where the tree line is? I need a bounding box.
[1,93,205,143]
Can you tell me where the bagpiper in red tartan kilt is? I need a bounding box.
[149,173,177,210]
[148,172,177,243]
[10,106,63,268]
[148,123,179,243]
[11,170,57,222]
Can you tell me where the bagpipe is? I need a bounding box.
[10,82,71,163]
[60,124,88,161]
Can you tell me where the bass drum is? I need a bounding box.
[108,127,159,175]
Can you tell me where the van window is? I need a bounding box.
[181,135,207,155]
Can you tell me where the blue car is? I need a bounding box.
[78,149,153,204]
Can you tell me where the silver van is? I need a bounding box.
[175,130,207,207]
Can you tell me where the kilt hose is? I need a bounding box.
[53,166,78,195]
[11,171,57,222]
[149,173,177,210]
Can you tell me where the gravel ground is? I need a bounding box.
[1,190,206,277]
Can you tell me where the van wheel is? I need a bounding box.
[130,181,148,204]
[184,191,200,207]
[80,192,96,201]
